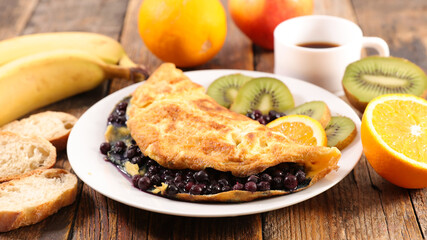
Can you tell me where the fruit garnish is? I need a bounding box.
[230,77,294,115]
[267,115,327,146]
[342,56,427,112]
[361,94,427,188]
[285,101,331,128]
[206,74,252,108]
[137,0,227,68]
[325,116,357,150]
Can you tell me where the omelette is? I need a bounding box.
[113,63,342,202]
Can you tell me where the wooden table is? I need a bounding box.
[1,0,426,239]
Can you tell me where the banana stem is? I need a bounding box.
[103,64,150,82]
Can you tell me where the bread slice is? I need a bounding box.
[0,131,56,182]
[0,111,77,150]
[0,168,78,232]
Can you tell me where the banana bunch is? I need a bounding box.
[0,32,149,126]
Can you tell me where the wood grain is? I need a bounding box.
[353,0,427,238]
[0,0,38,39]
[0,0,426,239]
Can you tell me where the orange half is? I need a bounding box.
[361,94,427,188]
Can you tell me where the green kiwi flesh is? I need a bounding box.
[230,77,294,115]
[325,116,357,150]
[285,101,331,128]
[206,74,252,108]
[342,56,427,112]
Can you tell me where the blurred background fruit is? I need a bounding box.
[138,0,227,68]
[361,94,427,189]
[229,0,313,50]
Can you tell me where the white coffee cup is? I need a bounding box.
[274,15,389,95]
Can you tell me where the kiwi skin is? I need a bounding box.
[342,56,427,112]
[325,116,357,150]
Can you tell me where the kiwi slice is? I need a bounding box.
[325,116,357,150]
[342,56,427,112]
[230,77,294,115]
[206,74,252,108]
[285,101,331,128]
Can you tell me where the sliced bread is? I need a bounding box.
[0,168,78,232]
[0,131,56,182]
[0,111,78,150]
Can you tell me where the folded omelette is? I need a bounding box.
[123,63,341,202]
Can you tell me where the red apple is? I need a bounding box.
[229,0,313,50]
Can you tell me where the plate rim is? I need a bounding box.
[67,69,363,217]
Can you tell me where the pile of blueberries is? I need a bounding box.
[107,98,129,127]
[246,110,286,125]
[100,140,309,197]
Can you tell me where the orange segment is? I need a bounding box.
[361,94,427,188]
[267,115,327,146]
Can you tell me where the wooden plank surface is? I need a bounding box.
[0,0,426,239]
[353,0,427,238]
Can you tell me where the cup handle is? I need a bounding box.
[362,37,390,56]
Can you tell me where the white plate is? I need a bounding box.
[67,69,363,217]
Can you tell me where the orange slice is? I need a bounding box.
[267,115,327,146]
[361,94,427,188]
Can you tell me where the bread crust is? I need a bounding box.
[0,111,77,151]
[0,169,78,232]
[0,131,56,182]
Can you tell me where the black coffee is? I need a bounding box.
[297,42,340,49]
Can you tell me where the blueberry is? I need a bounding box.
[208,184,221,194]
[149,175,161,186]
[189,184,203,195]
[257,181,271,191]
[232,182,244,190]
[132,175,141,187]
[124,148,136,159]
[272,176,283,189]
[245,181,257,192]
[253,110,262,119]
[147,165,158,174]
[272,169,284,177]
[218,178,229,187]
[185,181,194,192]
[263,114,271,123]
[174,175,183,185]
[295,170,306,183]
[258,117,267,125]
[284,174,298,190]
[131,156,142,165]
[137,176,151,190]
[193,170,209,183]
[260,173,272,183]
[222,185,231,192]
[113,141,125,153]
[166,184,179,196]
[99,142,111,155]
[247,175,259,183]
[117,101,128,111]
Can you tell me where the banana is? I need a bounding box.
[0,32,136,67]
[0,49,148,126]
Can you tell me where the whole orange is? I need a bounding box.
[229,0,313,50]
[138,0,227,68]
